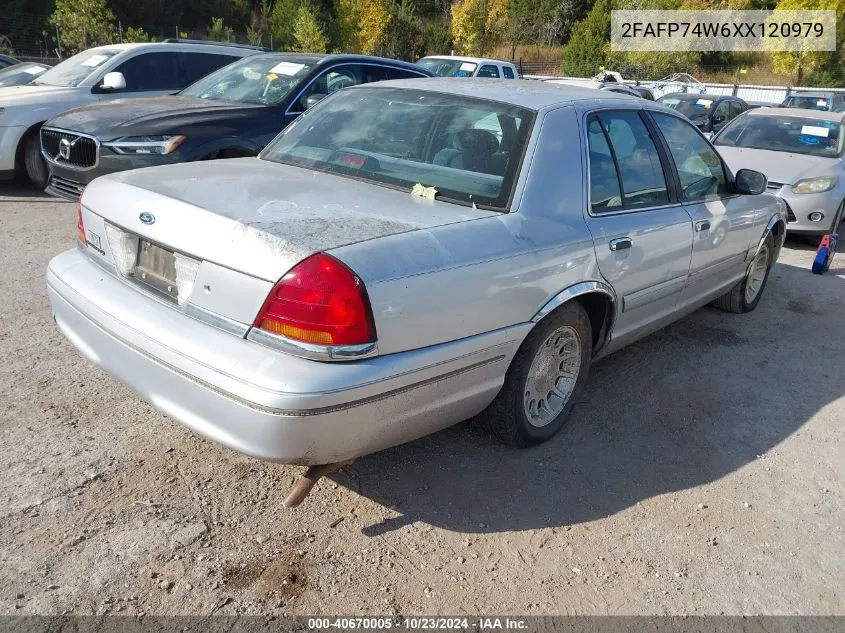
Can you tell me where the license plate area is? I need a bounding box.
[135,240,178,301]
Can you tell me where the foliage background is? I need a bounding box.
[1,0,843,84]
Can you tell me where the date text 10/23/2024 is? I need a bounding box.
[308,618,529,630]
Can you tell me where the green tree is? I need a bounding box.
[293,4,328,52]
[773,0,845,85]
[334,0,363,52]
[560,0,611,76]
[123,26,150,42]
[50,0,117,54]
[383,0,424,60]
[358,0,393,54]
[247,0,272,47]
[609,0,700,78]
[451,0,507,55]
[270,0,301,50]
[207,16,235,42]
[423,17,451,54]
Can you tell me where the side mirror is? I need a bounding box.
[100,71,126,91]
[305,93,326,109]
[735,168,767,195]
[712,114,726,124]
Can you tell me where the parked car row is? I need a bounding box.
[416,56,519,79]
[3,42,843,245]
[45,78,789,473]
[656,93,749,135]
[0,40,272,188]
[5,46,535,193]
[41,52,430,199]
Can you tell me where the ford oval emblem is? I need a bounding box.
[139,212,155,225]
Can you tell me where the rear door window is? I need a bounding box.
[588,111,670,211]
[181,52,240,86]
[587,117,623,211]
[113,52,183,91]
[362,65,427,82]
[477,64,500,78]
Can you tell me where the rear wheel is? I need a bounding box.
[484,302,592,447]
[24,133,48,190]
[713,232,774,313]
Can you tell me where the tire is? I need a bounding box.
[484,301,592,447]
[832,199,845,234]
[712,232,775,314]
[24,133,48,190]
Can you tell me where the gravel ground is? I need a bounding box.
[0,185,843,617]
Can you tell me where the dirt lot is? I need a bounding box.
[0,185,843,617]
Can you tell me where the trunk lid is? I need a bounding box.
[80,157,497,330]
[84,157,497,282]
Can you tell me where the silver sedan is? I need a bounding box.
[713,107,845,238]
[47,80,786,475]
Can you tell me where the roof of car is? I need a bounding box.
[238,52,429,73]
[83,41,264,53]
[317,53,431,71]
[746,106,845,123]
[785,91,838,97]
[349,77,642,110]
[659,92,734,101]
[419,55,515,66]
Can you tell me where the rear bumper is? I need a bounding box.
[47,248,524,464]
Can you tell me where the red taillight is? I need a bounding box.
[76,203,86,245]
[254,253,376,347]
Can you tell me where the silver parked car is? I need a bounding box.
[713,108,845,238]
[47,80,786,472]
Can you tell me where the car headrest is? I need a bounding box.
[456,128,500,155]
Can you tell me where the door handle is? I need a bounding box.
[609,237,632,251]
[695,220,711,232]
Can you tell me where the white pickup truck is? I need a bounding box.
[0,40,262,188]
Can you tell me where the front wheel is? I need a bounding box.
[712,232,774,313]
[484,302,592,447]
[24,133,49,190]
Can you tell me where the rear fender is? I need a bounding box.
[531,281,617,354]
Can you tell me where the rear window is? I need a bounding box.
[783,95,832,111]
[417,58,477,77]
[260,87,534,211]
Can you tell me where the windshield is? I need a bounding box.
[714,114,844,157]
[417,58,477,77]
[782,95,832,111]
[35,49,118,87]
[260,87,534,211]
[181,56,313,105]
[0,63,49,87]
[658,96,713,118]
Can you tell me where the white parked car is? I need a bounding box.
[416,56,519,80]
[0,40,264,188]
